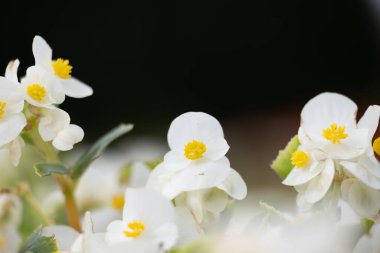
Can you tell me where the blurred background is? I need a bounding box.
[1,0,380,190]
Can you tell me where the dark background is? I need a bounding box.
[1,0,380,186]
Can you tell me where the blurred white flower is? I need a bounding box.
[0,191,22,253]
[39,107,84,151]
[105,188,178,252]
[354,222,380,253]
[32,36,93,99]
[0,60,26,166]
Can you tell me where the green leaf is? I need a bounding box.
[34,163,69,177]
[270,135,300,180]
[18,228,59,253]
[71,123,134,180]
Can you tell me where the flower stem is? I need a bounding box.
[29,125,82,232]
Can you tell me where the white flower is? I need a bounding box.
[163,112,231,191]
[105,188,178,252]
[147,163,247,225]
[0,60,26,165]
[300,92,369,159]
[32,36,93,98]
[354,222,380,253]
[38,107,84,151]
[21,66,65,108]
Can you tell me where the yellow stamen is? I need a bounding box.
[123,221,145,238]
[112,194,125,210]
[184,140,207,160]
[322,123,348,144]
[291,150,309,168]
[27,84,46,102]
[52,58,72,79]
[0,101,7,119]
[373,137,380,156]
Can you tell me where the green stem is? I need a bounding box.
[18,183,54,226]
[29,124,82,232]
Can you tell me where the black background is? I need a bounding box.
[1,0,380,138]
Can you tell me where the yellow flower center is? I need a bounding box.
[184,140,207,160]
[322,123,348,144]
[112,194,125,210]
[373,137,380,156]
[0,234,6,250]
[123,221,145,238]
[52,58,72,79]
[27,84,46,102]
[0,101,7,119]
[291,150,309,168]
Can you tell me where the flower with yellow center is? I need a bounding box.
[26,84,46,102]
[123,221,145,238]
[163,112,231,192]
[184,140,207,160]
[105,188,178,250]
[32,35,93,98]
[52,58,72,79]
[322,123,348,144]
[291,150,309,168]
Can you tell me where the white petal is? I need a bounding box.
[342,179,380,218]
[39,108,70,141]
[176,191,204,223]
[0,114,26,146]
[53,124,84,151]
[204,188,229,214]
[129,162,151,187]
[353,235,372,253]
[151,223,178,250]
[107,240,158,253]
[174,207,200,247]
[358,105,380,141]
[146,163,182,200]
[63,78,93,98]
[163,150,191,171]
[171,157,231,191]
[0,76,24,113]
[340,161,380,189]
[217,168,247,200]
[204,138,230,161]
[301,92,357,140]
[33,35,53,72]
[303,159,335,203]
[5,59,20,83]
[105,220,126,245]
[282,162,323,186]
[123,188,176,229]
[42,226,80,251]
[91,208,121,233]
[7,137,24,166]
[167,112,225,150]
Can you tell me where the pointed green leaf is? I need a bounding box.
[270,135,300,180]
[34,163,69,177]
[18,228,59,253]
[71,123,134,180]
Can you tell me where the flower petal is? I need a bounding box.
[340,161,380,189]
[63,78,93,98]
[33,35,53,72]
[217,168,247,200]
[174,207,200,247]
[0,114,26,146]
[171,157,231,191]
[150,223,178,250]
[52,124,84,151]
[204,138,230,161]
[358,105,380,141]
[163,150,191,171]
[167,112,225,150]
[5,59,20,83]
[204,188,229,214]
[42,225,80,251]
[342,179,380,218]
[39,108,70,141]
[302,159,335,203]
[282,162,323,186]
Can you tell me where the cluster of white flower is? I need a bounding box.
[0,35,92,166]
[282,93,380,217]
